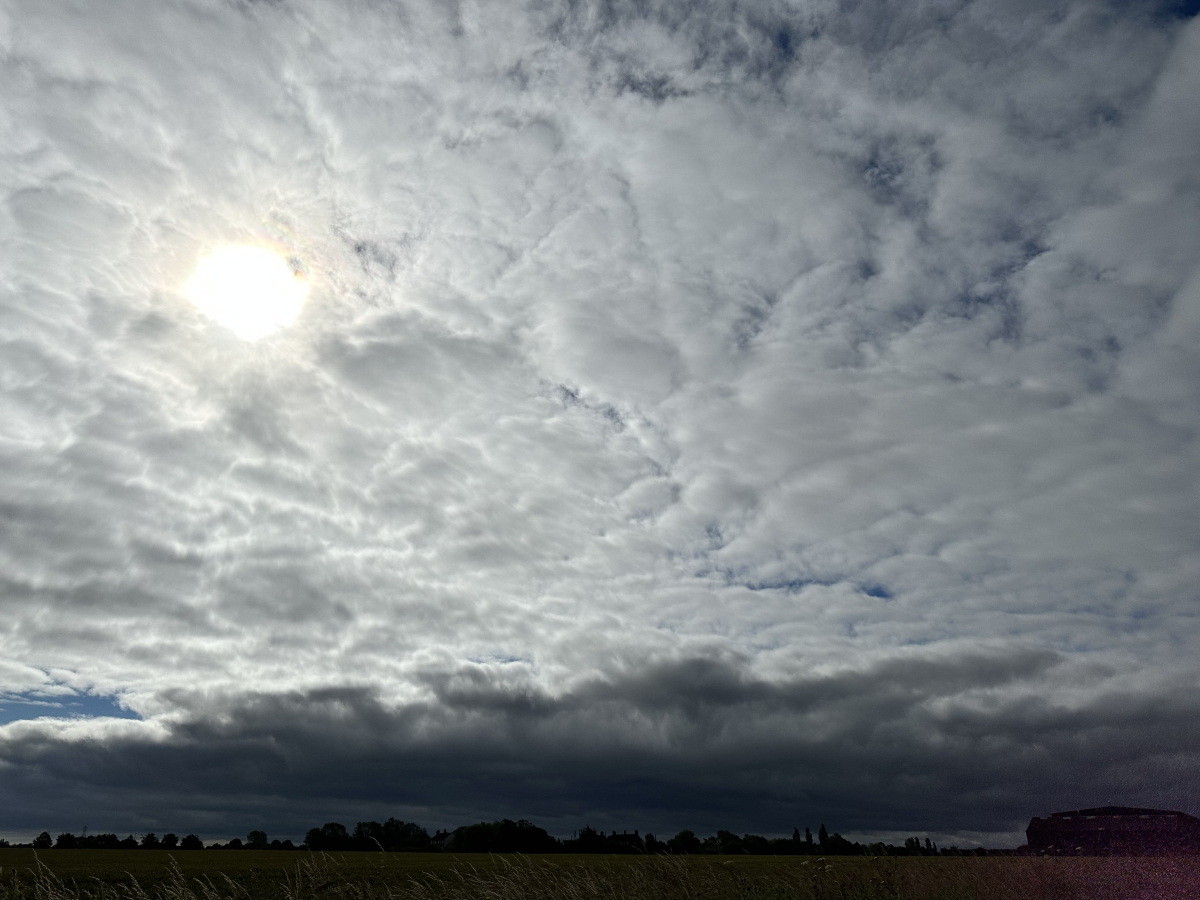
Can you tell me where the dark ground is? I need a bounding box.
[2,849,1199,900]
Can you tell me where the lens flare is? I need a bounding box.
[185,245,308,340]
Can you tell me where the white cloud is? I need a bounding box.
[0,0,1196,839]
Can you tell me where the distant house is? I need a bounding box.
[1026,806,1200,855]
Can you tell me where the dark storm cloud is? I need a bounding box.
[0,0,1197,844]
[4,650,1200,844]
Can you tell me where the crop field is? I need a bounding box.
[2,850,1199,900]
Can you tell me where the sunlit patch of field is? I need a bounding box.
[2,849,1199,900]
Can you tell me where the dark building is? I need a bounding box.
[1026,806,1200,855]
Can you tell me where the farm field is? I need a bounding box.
[2,849,1199,900]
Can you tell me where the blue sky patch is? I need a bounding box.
[0,693,140,725]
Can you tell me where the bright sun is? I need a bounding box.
[185,245,308,340]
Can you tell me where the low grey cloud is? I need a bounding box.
[4,650,1200,846]
[0,0,1197,845]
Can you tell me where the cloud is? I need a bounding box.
[4,648,1200,845]
[0,0,1197,843]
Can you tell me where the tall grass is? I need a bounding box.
[2,852,1197,900]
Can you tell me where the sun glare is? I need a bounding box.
[185,245,308,340]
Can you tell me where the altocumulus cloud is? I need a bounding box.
[0,0,1197,846]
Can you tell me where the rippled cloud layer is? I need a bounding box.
[0,0,1197,844]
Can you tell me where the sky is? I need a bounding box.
[0,0,1197,849]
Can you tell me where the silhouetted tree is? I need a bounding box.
[351,822,384,851]
[80,834,121,849]
[141,833,161,849]
[246,831,268,849]
[825,832,861,854]
[450,820,559,853]
[805,827,814,850]
[768,836,798,854]
[180,834,204,850]
[741,834,772,854]
[715,831,744,854]
[119,836,138,849]
[644,832,667,854]
[390,819,429,851]
[162,834,178,849]
[667,830,702,854]
[32,832,52,849]
[54,834,78,849]
[351,820,430,851]
[818,824,829,850]
[305,822,351,852]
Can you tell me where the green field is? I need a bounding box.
[2,849,1199,900]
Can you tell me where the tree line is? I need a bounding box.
[10,832,290,851]
[6,819,995,856]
